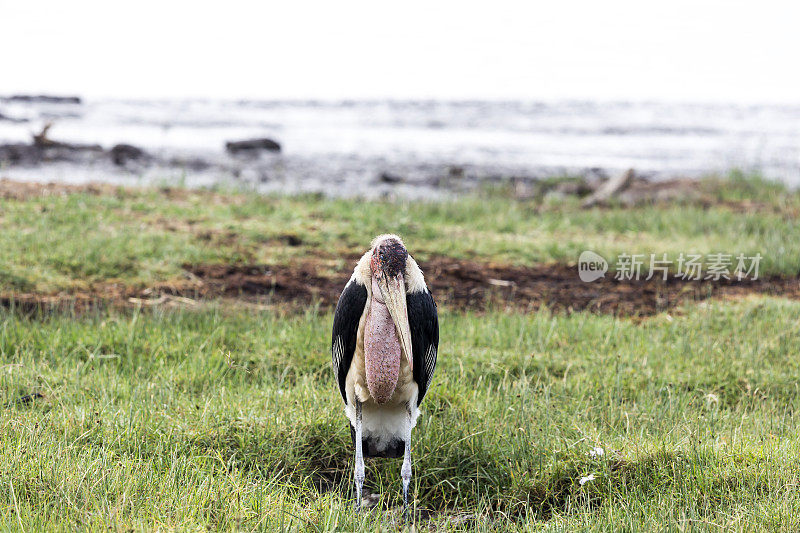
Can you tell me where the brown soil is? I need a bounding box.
[3,257,799,316]
[184,263,341,305]
[421,258,800,314]
[0,178,122,200]
[0,178,237,204]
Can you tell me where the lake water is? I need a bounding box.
[1,98,798,196]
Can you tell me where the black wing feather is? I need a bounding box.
[331,279,368,403]
[407,289,439,405]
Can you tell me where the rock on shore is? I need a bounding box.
[225,138,281,154]
[3,95,82,104]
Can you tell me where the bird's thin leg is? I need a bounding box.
[354,398,365,511]
[401,403,413,518]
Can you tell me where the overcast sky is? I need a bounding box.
[2,0,799,103]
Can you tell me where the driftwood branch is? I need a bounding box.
[582,168,635,208]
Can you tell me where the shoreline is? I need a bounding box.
[2,97,798,193]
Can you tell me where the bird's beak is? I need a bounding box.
[378,271,414,369]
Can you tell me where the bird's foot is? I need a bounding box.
[362,491,380,509]
[353,490,379,512]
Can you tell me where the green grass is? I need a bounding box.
[1,173,799,293]
[2,298,800,531]
[2,173,800,530]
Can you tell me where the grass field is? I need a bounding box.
[1,172,799,294]
[2,175,800,531]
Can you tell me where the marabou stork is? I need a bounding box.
[331,234,439,512]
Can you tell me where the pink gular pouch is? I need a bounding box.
[363,277,403,404]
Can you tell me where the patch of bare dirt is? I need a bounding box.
[4,258,798,316]
[0,178,242,204]
[0,178,122,200]
[421,257,800,315]
[185,263,341,305]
